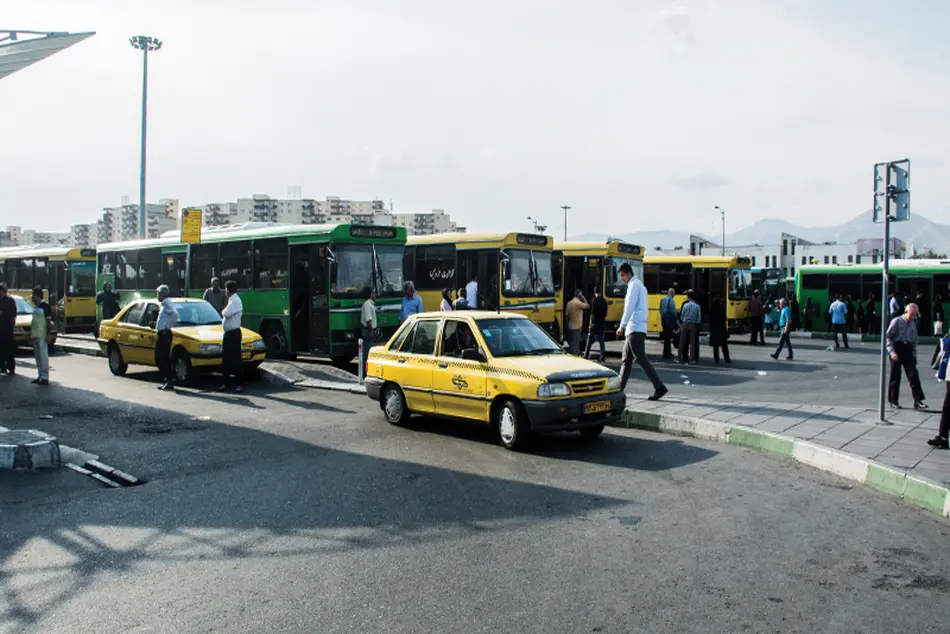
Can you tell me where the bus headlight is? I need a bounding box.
[199,343,222,354]
[537,383,571,398]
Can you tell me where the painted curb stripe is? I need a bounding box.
[727,427,795,457]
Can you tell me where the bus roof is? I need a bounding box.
[0,245,96,260]
[555,240,644,258]
[98,222,406,252]
[644,255,753,268]
[799,260,950,274]
[407,232,553,249]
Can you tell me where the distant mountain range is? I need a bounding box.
[571,212,950,255]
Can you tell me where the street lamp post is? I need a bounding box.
[129,35,162,239]
[714,206,725,256]
[561,205,571,241]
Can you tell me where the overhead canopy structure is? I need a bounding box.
[0,30,95,81]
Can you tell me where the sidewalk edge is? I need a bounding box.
[259,367,364,394]
[614,409,950,519]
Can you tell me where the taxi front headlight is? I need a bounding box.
[252,339,267,350]
[607,375,622,391]
[199,343,223,354]
[537,382,571,398]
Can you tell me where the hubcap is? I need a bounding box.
[384,390,402,421]
[110,349,120,370]
[499,407,516,444]
[175,358,188,382]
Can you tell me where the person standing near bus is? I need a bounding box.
[829,294,849,350]
[155,285,179,391]
[678,290,702,364]
[360,288,376,376]
[0,283,16,376]
[749,290,765,345]
[845,295,856,333]
[29,287,53,385]
[564,289,589,355]
[770,298,794,361]
[203,277,227,315]
[803,297,814,332]
[865,292,878,335]
[886,303,927,410]
[709,295,731,364]
[659,288,678,360]
[219,281,244,393]
[440,289,454,312]
[465,275,479,311]
[889,293,902,322]
[616,262,667,401]
[585,287,608,361]
[400,281,423,323]
[453,287,469,310]
[96,282,121,321]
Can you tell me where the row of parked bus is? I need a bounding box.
[7,222,940,361]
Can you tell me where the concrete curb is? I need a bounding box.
[612,408,950,519]
[259,366,364,394]
[54,341,102,357]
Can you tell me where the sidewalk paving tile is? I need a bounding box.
[909,467,950,487]
[783,419,846,440]
[838,443,887,460]
[886,410,938,426]
[756,414,814,434]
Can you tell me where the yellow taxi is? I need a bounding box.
[97,298,267,384]
[11,295,57,347]
[364,311,626,449]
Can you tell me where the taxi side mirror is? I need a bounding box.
[461,348,486,363]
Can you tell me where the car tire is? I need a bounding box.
[579,424,605,439]
[381,384,409,426]
[496,399,529,450]
[263,323,288,359]
[172,349,192,385]
[107,342,127,376]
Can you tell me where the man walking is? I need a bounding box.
[616,263,667,400]
[564,289,588,355]
[886,303,927,410]
[96,282,121,321]
[749,290,765,345]
[678,290,701,364]
[927,332,949,449]
[400,281,423,324]
[29,287,53,385]
[585,287,608,361]
[828,294,849,350]
[659,288,678,360]
[155,285,179,391]
[770,297,794,361]
[360,288,376,376]
[0,283,16,376]
[203,277,227,315]
[220,281,244,393]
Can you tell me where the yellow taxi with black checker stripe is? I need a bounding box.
[364,311,626,449]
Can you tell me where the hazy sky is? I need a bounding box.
[3,0,948,236]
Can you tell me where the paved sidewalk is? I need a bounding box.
[623,394,950,487]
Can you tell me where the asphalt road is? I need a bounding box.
[2,353,950,633]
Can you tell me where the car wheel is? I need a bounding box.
[579,424,605,439]
[381,384,409,426]
[496,399,529,450]
[107,342,127,376]
[263,323,288,359]
[173,349,192,385]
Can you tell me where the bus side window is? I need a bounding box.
[551,252,563,292]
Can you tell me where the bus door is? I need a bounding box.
[290,246,310,352]
[309,245,330,354]
[459,249,498,310]
[289,244,331,354]
[162,253,187,297]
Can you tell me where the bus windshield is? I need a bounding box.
[69,261,97,296]
[729,268,752,300]
[605,257,644,297]
[332,244,405,298]
[503,249,554,298]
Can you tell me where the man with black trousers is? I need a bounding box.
[584,287,608,361]
[749,290,765,345]
[155,285,179,391]
[0,283,17,376]
[220,280,244,393]
[659,287,678,360]
[616,262,667,401]
[886,303,927,410]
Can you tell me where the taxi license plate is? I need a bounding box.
[584,400,611,414]
[241,352,252,360]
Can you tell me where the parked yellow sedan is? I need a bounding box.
[11,295,58,347]
[97,298,267,384]
[364,311,626,449]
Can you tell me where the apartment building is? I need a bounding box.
[1,225,70,247]
[69,223,97,249]
[96,201,178,244]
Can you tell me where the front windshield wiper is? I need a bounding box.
[499,348,564,357]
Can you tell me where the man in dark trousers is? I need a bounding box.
[886,303,927,410]
[155,285,179,391]
[678,290,701,364]
[659,287,678,360]
[219,280,244,393]
[749,290,765,345]
[0,283,17,376]
[96,282,121,321]
[616,263,667,401]
[584,287,608,361]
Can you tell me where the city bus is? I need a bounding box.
[796,260,950,332]
[0,245,98,333]
[641,255,753,333]
[404,232,556,331]
[552,240,644,340]
[96,223,407,362]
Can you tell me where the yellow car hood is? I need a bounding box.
[489,353,616,382]
[174,325,261,343]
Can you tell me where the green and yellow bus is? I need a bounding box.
[404,232,556,331]
[796,260,950,332]
[641,255,753,333]
[0,245,98,333]
[96,223,406,362]
[552,240,645,340]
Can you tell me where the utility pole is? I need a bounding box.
[561,205,571,241]
[714,206,725,256]
[130,35,162,238]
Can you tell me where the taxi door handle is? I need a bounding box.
[437,361,448,368]
[397,357,407,364]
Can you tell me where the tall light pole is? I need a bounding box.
[527,216,547,235]
[714,205,725,256]
[561,205,571,241]
[130,35,162,238]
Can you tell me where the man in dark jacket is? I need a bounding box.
[584,288,609,361]
[0,283,17,376]
[96,282,121,321]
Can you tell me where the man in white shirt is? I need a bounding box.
[465,275,479,311]
[360,288,377,376]
[615,263,667,401]
[155,285,179,391]
[220,280,244,393]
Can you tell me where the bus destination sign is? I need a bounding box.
[350,226,396,239]
[616,243,642,255]
[516,233,548,246]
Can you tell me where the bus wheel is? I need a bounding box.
[107,342,127,376]
[173,349,192,385]
[263,324,288,359]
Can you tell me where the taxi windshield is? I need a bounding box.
[171,301,223,326]
[475,318,563,357]
[13,296,34,314]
